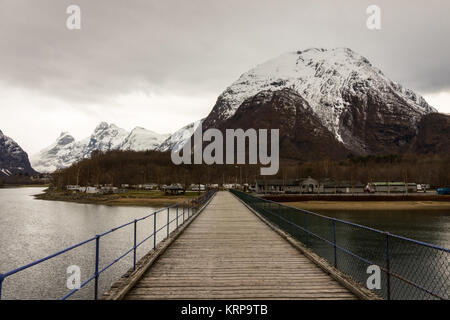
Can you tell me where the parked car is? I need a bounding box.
[437,188,450,195]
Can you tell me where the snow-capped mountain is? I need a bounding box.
[0,129,36,176]
[204,48,436,154]
[32,123,170,172]
[85,122,129,153]
[31,132,84,173]
[157,119,203,152]
[119,127,169,151]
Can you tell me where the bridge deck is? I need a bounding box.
[125,191,356,300]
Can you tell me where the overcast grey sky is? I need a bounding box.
[0,0,449,154]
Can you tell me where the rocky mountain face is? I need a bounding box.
[410,113,450,155]
[203,48,437,157]
[0,130,36,177]
[31,122,169,172]
[215,89,350,161]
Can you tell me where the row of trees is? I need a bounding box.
[51,150,450,189]
[52,150,261,188]
[278,154,450,187]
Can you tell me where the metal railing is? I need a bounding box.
[231,189,450,300]
[0,190,216,300]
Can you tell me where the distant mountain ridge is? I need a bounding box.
[0,129,36,177]
[31,122,169,172]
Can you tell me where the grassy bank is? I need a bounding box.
[35,189,202,207]
[284,201,450,211]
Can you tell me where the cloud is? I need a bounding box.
[424,92,450,114]
[0,0,449,153]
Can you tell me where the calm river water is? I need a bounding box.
[284,205,450,299]
[1,188,449,300]
[0,187,183,300]
[317,208,450,249]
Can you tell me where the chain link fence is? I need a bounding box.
[231,189,450,300]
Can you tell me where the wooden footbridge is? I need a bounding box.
[2,190,446,300]
[103,191,369,300]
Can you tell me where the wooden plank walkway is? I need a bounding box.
[125,191,356,300]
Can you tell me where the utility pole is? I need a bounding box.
[388,173,390,195]
[405,170,408,195]
[76,166,80,186]
[235,166,242,187]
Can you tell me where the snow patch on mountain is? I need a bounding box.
[119,127,170,151]
[86,122,129,153]
[157,119,203,152]
[0,168,12,176]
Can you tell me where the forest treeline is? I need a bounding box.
[50,150,450,188]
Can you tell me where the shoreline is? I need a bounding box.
[1,184,50,188]
[34,190,202,207]
[284,200,450,211]
[25,188,450,210]
[264,194,450,202]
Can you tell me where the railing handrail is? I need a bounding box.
[259,195,450,253]
[231,189,449,300]
[0,189,216,300]
[258,201,445,300]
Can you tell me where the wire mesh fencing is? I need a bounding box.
[231,189,450,300]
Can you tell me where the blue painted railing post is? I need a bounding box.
[386,232,391,300]
[167,208,170,238]
[305,213,309,247]
[194,197,197,213]
[153,213,157,250]
[332,219,337,268]
[94,235,100,300]
[0,273,4,300]
[133,219,137,270]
